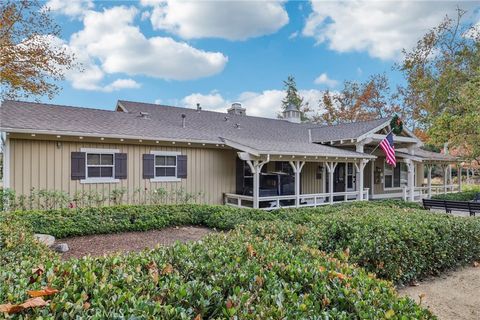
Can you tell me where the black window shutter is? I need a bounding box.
[143,154,155,179]
[71,152,86,180]
[236,157,244,194]
[114,153,127,179]
[177,155,187,179]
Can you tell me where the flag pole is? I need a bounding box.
[369,129,393,155]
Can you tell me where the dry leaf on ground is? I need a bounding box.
[27,287,59,298]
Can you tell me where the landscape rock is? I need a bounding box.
[52,243,69,253]
[33,234,55,247]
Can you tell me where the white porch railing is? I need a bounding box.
[371,184,460,201]
[224,188,370,210]
[414,184,460,201]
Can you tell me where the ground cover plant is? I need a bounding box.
[0,213,433,319]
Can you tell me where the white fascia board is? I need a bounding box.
[371,134,419,143]
[0,127,219,146]
[356,119,392,142]
[221,138,260,156]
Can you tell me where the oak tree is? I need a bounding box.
[397,8,480,160]
[0,0,76,100]
[314,74,400,125]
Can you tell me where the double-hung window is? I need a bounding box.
[384,161,408,189]
[80,148,120,183]
[151,151,181,181]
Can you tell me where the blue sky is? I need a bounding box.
[42,0,479,118]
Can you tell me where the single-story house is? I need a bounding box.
[0,99,459,209]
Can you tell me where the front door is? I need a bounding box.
[334,163,346,193]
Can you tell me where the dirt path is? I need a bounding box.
[398,266,480,320]
[59,226,214,259]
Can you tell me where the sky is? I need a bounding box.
[40,0,480,118]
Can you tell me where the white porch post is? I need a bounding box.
[448,165,453,191]
[405,159,415,201]
[466,167,470,184]
[289,160,305,208]
[325,161,338,205]
[427,164,433,198]
[370,160,375,197]
[442,165,448,194]
[246,158,269,209]
[458,163,462,192]
[354,159,369,201]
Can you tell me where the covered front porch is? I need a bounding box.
[367,151,460,202]
[224,152,372,209]
[224,152,460,210]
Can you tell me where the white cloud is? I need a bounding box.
[62,6,227,91]
[44,0,94,18]
[289,31,299,39]
[181,92,226,110]
[179,88,325,118]
[142,0,289,40]
[303,1,478,60]
[103,79,141,92]
[314,73,338,87]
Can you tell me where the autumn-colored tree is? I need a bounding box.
[280,75,311,121]
[397,8,480,160]
[314,74,400,125]
[0,0,77,100]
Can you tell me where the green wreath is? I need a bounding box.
[390,115,403,135]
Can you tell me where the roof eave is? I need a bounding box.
[0,127,221,145]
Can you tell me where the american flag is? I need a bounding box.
[380,132,396,167]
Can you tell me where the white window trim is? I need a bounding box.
[383,160,407,190]
[80,148,120,184]
[150,151,181,182]
[80,178,120,184]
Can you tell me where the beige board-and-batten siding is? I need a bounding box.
[9,137,237,205]
[371,157,424,195]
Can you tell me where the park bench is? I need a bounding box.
[423,199,480,217]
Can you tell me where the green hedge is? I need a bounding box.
[0,214,433,319]
[243,206,480,285]
[432,190,479,201]
[15,200,422,238]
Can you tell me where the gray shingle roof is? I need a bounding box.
[1,100,376,159]
[397,148,458,162]
[309,118,390,143]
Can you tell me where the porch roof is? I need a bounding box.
[222,137,376,159]
[397,148,458,163]
[309,118,391,143]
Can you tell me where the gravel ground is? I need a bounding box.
[398,266,480,320]
[59,226,214,259]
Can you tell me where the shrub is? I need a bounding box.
[0,188,15,211]
[243,206,480,284]
[0,214,433,319]
[14,200,422,238]
[432,190,479,201]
